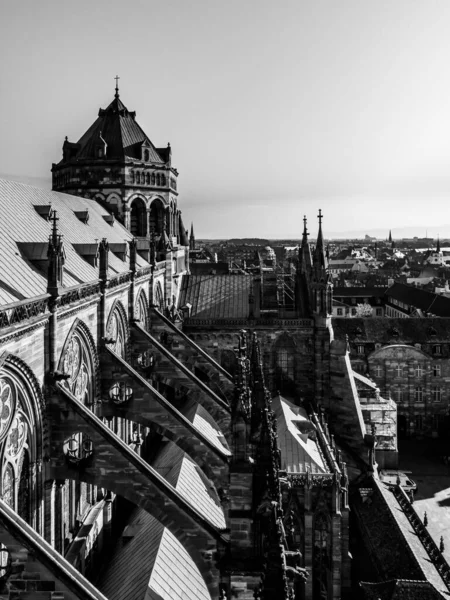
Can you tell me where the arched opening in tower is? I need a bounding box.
[130,198,147,237]
[150,199,165,235]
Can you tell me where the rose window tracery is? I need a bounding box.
[5,413,27,459]
[2,466,13,508]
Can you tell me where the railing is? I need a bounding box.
[0,294,50,329]
[393,485,450,590]
[107,272,132,289]
[288,472,335,486]
[136,266,152,279]
[59,282,100,308]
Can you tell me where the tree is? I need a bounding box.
[355,303,373,317]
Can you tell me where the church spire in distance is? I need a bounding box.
[114,75,120,99]
[314,209,327,272]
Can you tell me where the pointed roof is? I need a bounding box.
[61,90,166,164]
[313,209,328,271]
[298,215,312,273]
[179,213,189,246]
[389,230,392,242]
[437,235,441,252]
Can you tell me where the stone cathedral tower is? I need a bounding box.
[51,79,185,249]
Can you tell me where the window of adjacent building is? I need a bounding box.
[351,308,356,315]
[395,389,403,403]
[415,387,423,402]
[433,364,441,377]
[357,345,364,355]
[337,308,343,316]
[432,387,442,402]
[376,308,382,316]
[415,415,423,430]
[433,345,442,355]
[373,365,382,378]
[414,364,424,378]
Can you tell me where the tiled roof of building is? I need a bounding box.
[376,481,449,597]
[333,287,387,298]
[332,317,450,343]
[354,478,449,597]
[185,403,231,456]
[99,442,223,600]
[0,179,150,303]
[179,274,252,319]
[66,95,165,163]
[152,442,226,530]
[98,507,211,600]
[272,395,328,474]
[360,579,444,600]
[387,282,450,316]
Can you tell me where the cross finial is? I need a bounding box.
[318,208,323,226]
[114,75,120,98]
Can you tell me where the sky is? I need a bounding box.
[2,0,450,238]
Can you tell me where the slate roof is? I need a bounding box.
[0,179,150,304]
[332,317,450,343]
[98,442,224,600]
[185,403,231,456]
[354,478,449,597]
[333,287,387,298]
[387,282,450,317]
[98,507,211,600]
[179,274,252,319]
[272,395,328,474]
[360,579,445,600]
[64,95,165,163]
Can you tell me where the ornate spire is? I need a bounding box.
[301,215,308,247]
[313,209,327,272]
[114,75,120,99]
[47,210,64,292]
[189,222,196,251]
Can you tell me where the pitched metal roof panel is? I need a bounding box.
[0,179,150,303]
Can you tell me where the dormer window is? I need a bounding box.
[97,148,104,158]
[144,149,149,161]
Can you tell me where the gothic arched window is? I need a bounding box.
[154,282,164,311]
[161,174,166,186]
[107,305,128,360]
[146,172,150,185]
[136,172,141,184]
[2,464,13,508]
[0,379,31,520]
[63,334,93,405]
[274,334,296,394]
[156,173,161,186]
[136,291,150,331]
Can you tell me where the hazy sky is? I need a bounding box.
[2,0,450,238]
